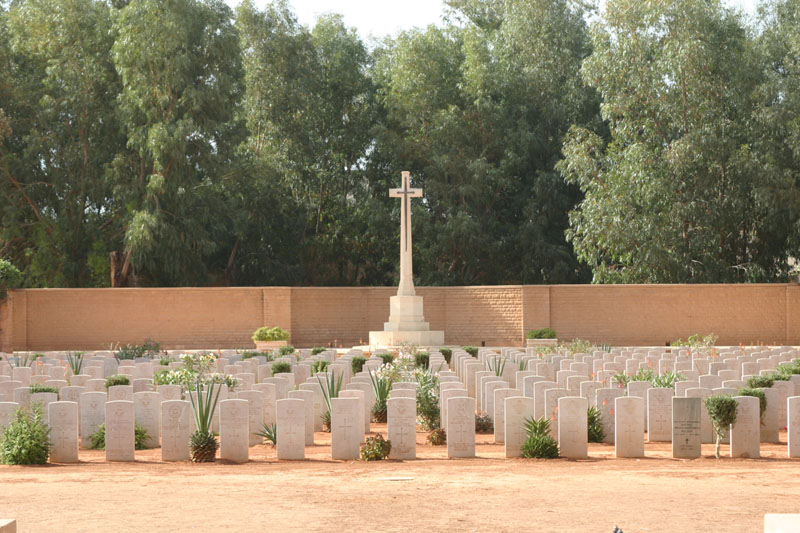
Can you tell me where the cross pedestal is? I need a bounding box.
[369,171,444,348]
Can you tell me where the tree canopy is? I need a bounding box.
[1,0,799,288]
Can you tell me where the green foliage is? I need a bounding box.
[29,385,58,395]
[377,353,394,366]
[88,423,150,451]
[463,346,478,357]
[368,370,393,423]
[439,348,452,365]
[738,388,767,422]
[587,407,605,443]
[0,404,50,465]
[775,360,800,379]
[522,416,559,459]
[114,339,161,361]
[279,345,295,356]
[747,375,775,389]
[651,371,684,389]
[105,375,130,389]
[66,351,84,375]
[415,369,441,430]
[414,352,430,370]
[672,334,719,354]
[311,347,326,356]
[526,328,557,339]
[239,351,261,360]
[271,361,292,375]
[351,355,367,374]
[256,423,277,446]
[615,369,684,389]
[705,395,738,459]
[475,413,493,434]
[152,354,239,392]
[426,428,446,446]
[561,339,593,355]
[487,356,506,377]
[0,258,22,298]
[310,360,330,374]
[188,378,222,441]
[317,371,344,432]
[252,327,290,342]
[360,434,392,461]
[9,353,42,368]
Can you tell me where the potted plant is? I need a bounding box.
[526,327,558,347]
[252,326,290,352]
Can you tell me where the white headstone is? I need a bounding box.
[105,400,135,461]
[339,390,366,443]
[79,392,106,448]
[108,385,133,402]
[557,396,588,459]
[672,397,701,459]
[134,391,161,449]
[48,401,79,463]
[504,396,534,458]
[647,387,674,442]
[237,390,266,447]
[493,388,520,443]
[387,397,416,460]
[788,396,800,458]
[446,396,476,458]
[730,395,760,459]
[161,400,192,461]
[331,397,360,460]
[219,399,249,463]
[276,398,306,460]
[615,396,644,458]
[287,390,314,445]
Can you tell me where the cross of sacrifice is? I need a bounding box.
[389,171,423,297]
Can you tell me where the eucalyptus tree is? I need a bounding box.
[559,0,792,282]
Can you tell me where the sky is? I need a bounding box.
[234,0,761,40]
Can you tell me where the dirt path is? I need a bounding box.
[2,427,798,532]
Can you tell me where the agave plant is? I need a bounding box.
[650,371,684,389]
[256,423,277,445]
[66,351,84,376]
[317,371,344,432]
[368,370,393,423]
[524,416,551,438]
[518,359,528,371]
[488,356,506,377]
[187,378,222,463]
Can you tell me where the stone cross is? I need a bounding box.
[389,171,423,297]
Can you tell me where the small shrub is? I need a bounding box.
[279,345,295,356]
[351,355,367,374]
[159,356,177,366]
[240,351,261,360]
[29,384,59,395]
[463,346,478,357]
[738,388,767,422]
[105,375,130,389]
[311,360,330,374]
[522,416,559,459]
[0,258,23,299]
[522,434,560,459]
[252,326,290,342]
[271,361,292,375]
[439,348,452,364]
[89,423,150,450]
[0,404,50,464]
[416,369,440,430]
[746,375,774,389]
[526,327,557,339]
[587,407,605,443]
[256,423,277,445]
[475,412,494,434]
[427,428,446,445]
[414,351,430,369]
[705,395,738,459]
[377,353,394,365]
[360,434,392,461]
[311,347,326,356]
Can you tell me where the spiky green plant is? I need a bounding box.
[651,371,684,389]
[519,359,528,371]
[587,407,605,443]
[9,352,42,368]
[317,371,344,432]
[256,423,277,445]
[488,356,506,377]
[368,370,393,423]
[522,416,559,458]
[311,360,330,374]
[188,378,222,462]
[705,395,738,459]
[65,351,84,375]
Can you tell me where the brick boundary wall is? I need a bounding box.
[0,284,798,351]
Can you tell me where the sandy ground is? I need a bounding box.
[2,426,799,533]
